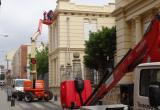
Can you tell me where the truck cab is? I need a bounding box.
[12,79,31,100]
[134,62,160,110]
[12,79,30,91]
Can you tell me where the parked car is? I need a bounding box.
[0,80,5,86]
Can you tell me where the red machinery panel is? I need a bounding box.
[60,80,92,108]
[24,80,32,91]
[35,80,45,90]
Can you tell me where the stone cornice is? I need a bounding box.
[50,10,111,27]
[57,2,114,13]
[112,7,125,17]
[49,47,85,56]
[53,1,115,18]
[112,0,146,16]
[112,0,160,21]
[58,9,110,15]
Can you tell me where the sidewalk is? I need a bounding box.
[50,96,61,107]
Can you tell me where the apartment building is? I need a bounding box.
[109,0,160,105]
[12,45,29,79]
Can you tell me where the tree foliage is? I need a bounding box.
[84,27,116,73]
[28,44,48,78]
[35,45,49,77]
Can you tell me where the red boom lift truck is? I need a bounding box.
[11,10,54,102]
[23,11,54,102]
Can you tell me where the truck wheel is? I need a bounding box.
[44,91,53,101]
[24,92,33,102]
[38,98,43,101]
[17,91,24,101]
[17,95,22,101]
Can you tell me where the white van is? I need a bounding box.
[11,79,31,101]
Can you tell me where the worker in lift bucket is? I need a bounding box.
[47,10,53,21]
[43,11,47,20]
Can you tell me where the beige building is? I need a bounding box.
[109,0,160,105]
[48,0,115,95]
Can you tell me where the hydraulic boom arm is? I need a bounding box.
[30,19,43,87]
[84,14,160,105]
[30,17,52,87]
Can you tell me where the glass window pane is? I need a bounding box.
[83,19,97,41]
[84,22,90,41]
[16,80,23,87]
[140,69,160,96]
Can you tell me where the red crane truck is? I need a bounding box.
[60,14,160,110]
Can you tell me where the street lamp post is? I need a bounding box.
[0,34,8,37]
[0,34,9,69]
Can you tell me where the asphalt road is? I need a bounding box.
[0,87,63,110]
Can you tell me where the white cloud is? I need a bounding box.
[72,0,115,5]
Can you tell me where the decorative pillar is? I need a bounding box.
[135,16,142,44]
[72,52,82,78]
[65,63,72,80]
[60,65,65,81]
[66,17,71,65]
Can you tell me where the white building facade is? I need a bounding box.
[48,0,115,95]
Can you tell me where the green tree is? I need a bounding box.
[84,26,116,73]
[35,45,49,77]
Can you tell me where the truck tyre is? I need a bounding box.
[16,92,23,101]
[17,95,22,101]
[38,98,43,101]
[44,91,53,101]
[24,92,33,102]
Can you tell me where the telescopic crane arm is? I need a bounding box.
[84,14,160,105]
[30,10,53,87]
[30,19,42,86]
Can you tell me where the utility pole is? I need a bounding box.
[0,0,1,6]
[5,54,9,72]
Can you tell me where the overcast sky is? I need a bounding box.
[0,0,114,66]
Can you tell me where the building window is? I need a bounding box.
[131,21,136,46]
[84,19,97,41]
[53,58,58,86]
[50,60,54,85]
[140,69,160,97]
[50,26,53,51]
[53,23,57,49]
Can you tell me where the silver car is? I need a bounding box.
[0,80,5,86]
